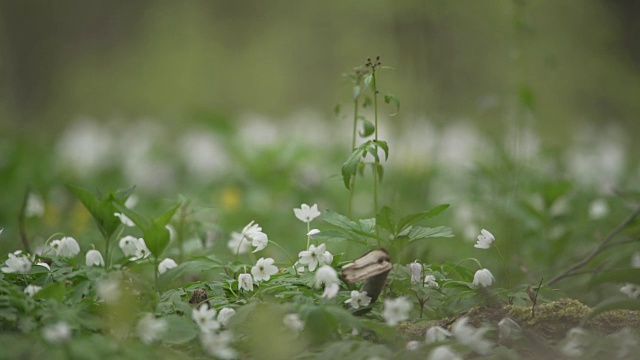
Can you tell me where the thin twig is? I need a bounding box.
[547,204,640,286]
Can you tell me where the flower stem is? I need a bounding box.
[269,240,297,270]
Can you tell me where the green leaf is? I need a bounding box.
[323,210,360,231]
[66,184,125,239]
[588,269,640,289]
[362,74,373,94]
[376,206,396,234]
[113,203,151,230]
[581,299,640,325]
[374,140,389,160]
[519,84,534,110]
[341,145,367,189]
[155,203,180,227]
[406,226,454,241]
[160,315,199,344]
[34,282,66,302]
[359,118,375,138]
[384,93,400,115]
[397,204,450,232]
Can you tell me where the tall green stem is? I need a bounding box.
[348,97,360,219]
[372,70,380,228]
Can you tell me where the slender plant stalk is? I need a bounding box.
[372,70,379,219]
[348,96,360,219]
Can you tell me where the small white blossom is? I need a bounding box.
[345,290,371,309]
[474,229,495,249]
[217,308,236,327]
[425,326,452,343]
[24,284,42,297]
[498,317,521,339]
[42,321,72,344]
[251,257,278,282]
[50,237,80,258]
[1,252,32,273]
[114,212,135,227]
[25,193,45,218]
[239,221,269,253]
[298,243,331,271]
[322,283,340,299]
[632,252,640,268]
[192,304,220,333]
[130,238,151,261]
[561,327,588,357]
[382,297,411,326]
[124,194,138,208]
[294,203,321,223]
[472,269,494,288]
[136,313,167,344]
[424,275,439,288]
[158,258,178,274]
[451,317,493,355]
[588,199,609,220]
[409,262,422,283]
[119,236,139,257]
[620,283,640,299]
[85,249,105,267]
[428,346,462,360]
[283,313,305,333]
[200,331,237,359]
[36,262,50,271]
[307,228,321,237]
[406,340,421,351]
[315,265,339,288]
[96,277,122,304]
[227,231,251,255]
[238,273,254,291]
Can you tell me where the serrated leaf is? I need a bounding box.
[323,210,360,231]
[406,226,454,241]
[376,206,396,234]
[398,204,449,232]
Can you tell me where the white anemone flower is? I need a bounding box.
[85,249,105,267]
[50,237,80,258]
[428,345,462,360]
[345,290,371,309]
[238,273,254,291]
[200,331,237,359]
[114,212,135,227]
[130,238,151,261]
[424,275,439,288]
[307,228,321,237]
[474,229,495,249]
[426,326,452,343]
[322,283,340,299]
[298,243,330,271]
[192,304,220,333]
[294,203,321,223]
[409,262,423,283]
[158,258,178,274]
[314,265,339,288]
[472,269,494,288]
[227,231,251,255]
[620,283,640,299]
[24,284,42,297]
[42,321,72,344]
[239,221,269,253]
[2,252,32,273]
[451,317,493,355]
[136,313,167,344]
[217,308,236,327]
[283,313,305,333]
[251,257,278,282]
[119,236,139,257]
[382,297,412,326]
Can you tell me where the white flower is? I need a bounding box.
[474,229,495,249]
[322,283,340,299]
[428,346,462,360]
[425,326,452,343]
[136,313,167,344]
[315,265,339,288]
[424,275,439,288]
[25,193,45,218]
[158,258,178,274]
[124,194,138,208]
[345,290,371,309]
[217,308,236,327]
[588,199,609,220]
[294,203,321,223]
[251,257,278,282]
[382,297,411,326]
[227,231,251,255]
[307,228,321,237]
[238,273,254,291]
[451,317,493,355]
[96,277,121,304]
[620,283,640,299]
[50,237,80,258]
[323,250,333,266]
[24,284,42,297]
[1,252,32,273]
[632,251,640,268]
[119,236,139,257]
[130,238,151,261]
[200,331,237,359]
[283,313,304,333]
[561,327,588,357]
[36,262,50,271]
[85,249,105,267]
[239,221,269,253]
[409,262,422,283]
[298,243,330,271]
[498,317,521,339]
[406,340,421,351]
[42,321,72,344]
[472,269,494,288]
[114,212,135,227]
[192,304,220,333]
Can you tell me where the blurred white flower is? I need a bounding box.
[632,252,640,268]
[24,284,42,297]
[114,212,135,227]
[158,258,178,274]
[119,236,139,257]
[1,252,32,273]
[124,194,138,209]
[561,327,588,357]
[406,340,421,351]
[322,283,340,299]
[239,221,269,253]
[227,231,251,255]
[426,326,452,343]
[473,269,494,288]
[620,283,640,299]
[42,321,72,344]
[96,277,121,304]
[136,313,167,344]
[130,238,151,261]
[474,229,495,249]
[238,273,254,291]
[25,193,45,218]
[283,313,305,333]
[294,203,321,223]
[217,308,236,327]
[498,317,521,339]
[307,228,321,237]
[315,265,339,288]
[345,290,371,309]
[451,317,493,355]
[424,275,439,288]
[588,199,609,220]
[200,330,237,359]
[55,118,114,175]
[409,262,422,283]
[298,243,331,271]
[382,297,411,326]
[251,257,278,282]
[178,130,229,182]
[85,249,105,267]
[428,345,462,360]
[192,304,220,333]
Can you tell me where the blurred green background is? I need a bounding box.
[1,0,639,302]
